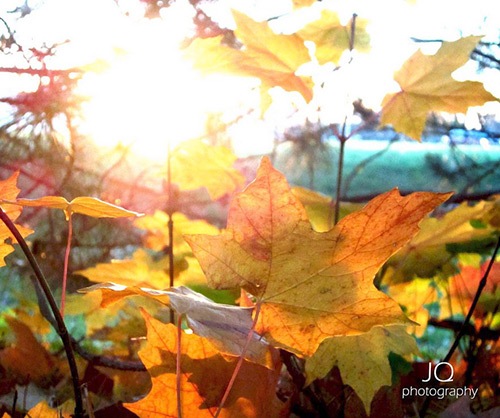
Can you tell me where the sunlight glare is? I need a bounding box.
[77,8,256,162]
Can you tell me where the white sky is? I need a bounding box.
[1,0,500,159]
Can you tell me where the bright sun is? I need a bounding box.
[76,7,257,162]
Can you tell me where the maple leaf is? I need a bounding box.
[0,317,56,386]
[0,172,33,267]
[135,210,219,252]
[305,325,418,413]
[384,201,495,283]
[125,310,285,418]
[170,139,245,200]
[12,195,140,219]
[442,262,500,318]
[24,401,73,418]
[381,36,499,140]
[184,11,313,111]
[80,284,276,368]
[297,10,370,65]
[388,278,438,336]
[291,186,361,232]
[185,157,451,356]
[75,249,187,289]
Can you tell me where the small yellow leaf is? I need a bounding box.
[381,36,499,140]
[15,195,140,219]
[388,278,438,336]
[305,325,418,413]
[298,10,370,65]
[171,139,245,200]
[26,400,73,418]
[75,249,186,289]
[135,211,218,252]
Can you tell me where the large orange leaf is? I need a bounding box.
[185,11,313,112]
[381,36,498,140]
[125,310,285,418]
[0,172,33,267]
[185,157,451,356]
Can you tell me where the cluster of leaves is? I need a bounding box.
[1,2,500,418]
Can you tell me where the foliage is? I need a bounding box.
[1,2,500,418]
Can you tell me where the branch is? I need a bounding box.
[342,189,500,204]
[428,318,500,341]
[420,234,500,417]
[0,208,84,418]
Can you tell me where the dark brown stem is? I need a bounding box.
[0,208,83,418]
[420,234,500,417]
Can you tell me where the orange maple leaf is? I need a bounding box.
[125,310,285,418]
[185,157,451,356]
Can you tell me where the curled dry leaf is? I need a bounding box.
[185,157,451,356]
[125,310,285,418]
[79,284,275,368]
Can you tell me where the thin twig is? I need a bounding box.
[167,141,175,324]
[0,208,83,418]
[60,212,72,316]
[420,234,500,417]
[213,302,262,418]
[176,314,183,418]
[334,137,346,225]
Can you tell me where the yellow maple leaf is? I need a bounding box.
[381,36,499,140]
[297,10,370,65]
[26,400,73,418]
[291,186,361,232]
[170,139,245,200]
[384,200,495,283]
[388,278,438,336]
[12,195,140,220]
[75,249,187,289]
[135,211,218,252]
[125,310,285,418]
[185,157,451,356]
[305,325,418,413]
[0,172,33,267]
[184,11,313,111]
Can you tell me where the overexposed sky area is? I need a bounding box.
[1,0,499,159]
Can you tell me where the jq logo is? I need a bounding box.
[422,361,453,383]
[401,362,478,400]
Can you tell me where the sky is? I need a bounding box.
[1,0,500,160]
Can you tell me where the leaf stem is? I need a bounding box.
[60,212,72,316]
[334,136,346,225]
[176,314,183,418]
[167,140,175,324]
[213,302,262,418]
[0,207,83,418]
[420,234,500,417]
